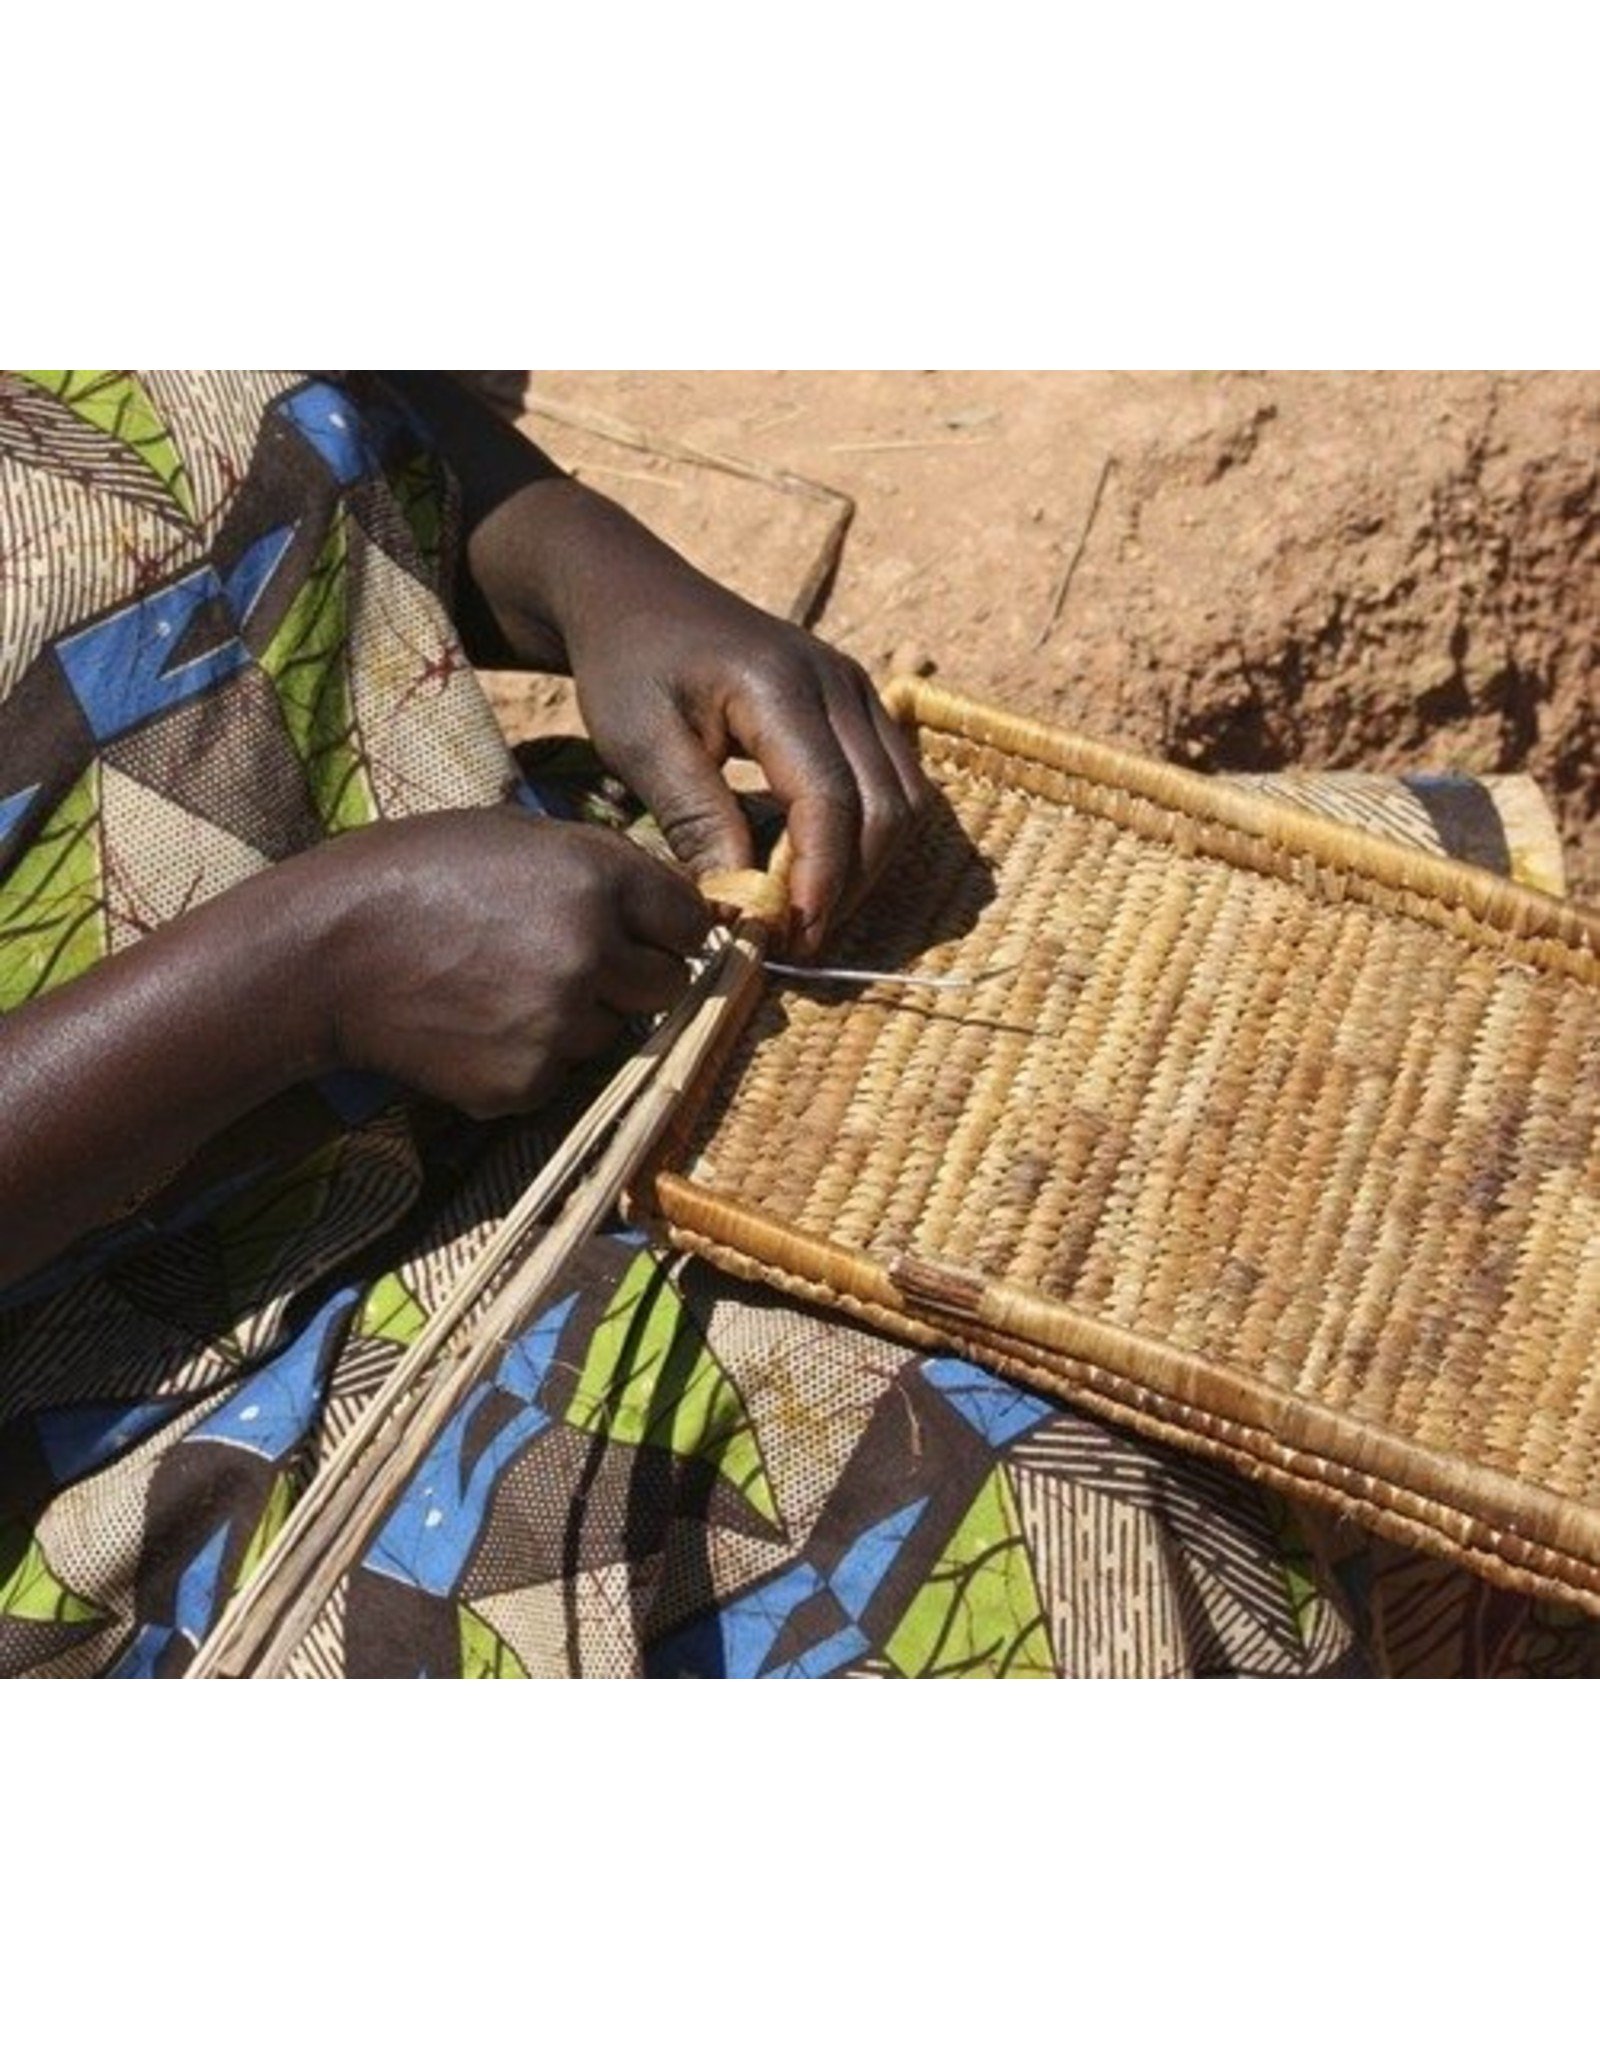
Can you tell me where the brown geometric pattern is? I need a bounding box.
[106,669,322,866]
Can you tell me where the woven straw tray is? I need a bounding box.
[642,682,1600,1615]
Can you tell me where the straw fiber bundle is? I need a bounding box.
[647,682,1600,1614]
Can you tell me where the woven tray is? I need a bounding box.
[643,682,1600,1616]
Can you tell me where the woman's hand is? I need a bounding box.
[469,480,932,956]
[0,808,708,1291]
[556,499,931,956]
[314,810,710,1119]
[383,377,934,958]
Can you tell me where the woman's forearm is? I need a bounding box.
[382,372,719,676]
[0,857,343,1291]
[381,372,574,670]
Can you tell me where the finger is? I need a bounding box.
[819,661,917,908]
[615,840,715,957]
[860,674,935,815]
[606,711,754,881]
[726,687,861,956]
[594,939,694,1017]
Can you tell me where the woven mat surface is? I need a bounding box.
[657,687,1600,1605]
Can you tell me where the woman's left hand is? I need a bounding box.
[554,497,932,955]
[389,376,934,955]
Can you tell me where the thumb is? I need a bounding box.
[613,710,754,877]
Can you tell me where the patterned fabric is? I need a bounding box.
[2,372,1595,1678]
[0,370,522,1675]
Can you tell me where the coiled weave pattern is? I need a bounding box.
[651,684,1600,1612]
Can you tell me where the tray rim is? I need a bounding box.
[882,680,1600,970]
[653,1177,1600,1617]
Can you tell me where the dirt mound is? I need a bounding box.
[494,371,1600,899]
[1048,373,1600,898]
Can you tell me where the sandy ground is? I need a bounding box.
[477,371,1600,900]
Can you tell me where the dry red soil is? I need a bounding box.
[479,371,1600,899]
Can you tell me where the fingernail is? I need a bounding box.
[796,915,828,960]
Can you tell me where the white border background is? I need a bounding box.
[5,4,1594,2033]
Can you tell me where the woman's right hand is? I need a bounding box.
[0,804,712,1293]
[308,809,712,1120]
